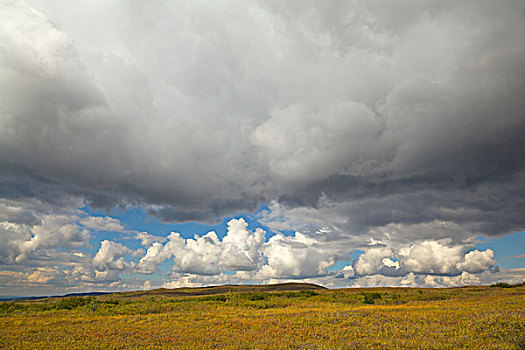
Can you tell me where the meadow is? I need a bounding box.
[0,283,523,349]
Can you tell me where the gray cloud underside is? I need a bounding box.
[1,0,524,235]
[1,0,525,293]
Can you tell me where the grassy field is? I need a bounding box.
[0,283,523,349]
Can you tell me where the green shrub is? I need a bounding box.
[27,303,55,312]
[298,290,318,297]
[0,302,21,314]
[197,294,227,302]
[55,297,91,310]
[490,282,525,288]
[362,292,381,305]
[281,290,319,299]
[242,292,267,301]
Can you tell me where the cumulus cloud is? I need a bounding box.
[424,272,481,288]
[135,218,266,275]
[352,247,394,276]
[93,240,132,272]
[349,241,495,278]
[220,219,266,271]
[397,241,495,276]
[457,249,496,274]
[135,235,183,274]
[0,267,67,288]
[258,232,335,279]
[135,218,340,279]
[0,197,136,293]
[0,202,90,265]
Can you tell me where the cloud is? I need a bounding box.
[258,232,336,279]
[352,247,394,276]
[397,241,464,276]
[93,240,132,271]
[135,235,185,275]
[502,253,525,260]
[220,219,266,271]
[457,249,495,274]
[347,240,495,279]
[135,232,167,249]
[0,200,90,265]
[135,218,339,279]
[2,0,273,221]
[424,272,481,288]
[252,100,385,183]
[79,216,124,232]
[0,1,524,292]
[0,0,521,232]
[335,265,355,279]
[135,218,266,275]
[0,267,67,287]
[397,241,495,276]
[16,215,90,262]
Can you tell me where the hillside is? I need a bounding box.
[0,283,523,349]
[106,282,327,300]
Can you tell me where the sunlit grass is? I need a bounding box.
[0,285,523,349]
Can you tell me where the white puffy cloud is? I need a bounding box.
[0,267,67,288]
[92,240,132,272]
[16,215,90,262]
[135,218,339,279]
[335,265,355,279]
[220,219,266,271]
[0,207,90,265]
[135,218,266,275]
[0,198,131,267]
[294,267,525,289]
[352,247,394,276]
[457,249,495,274]
[397,241,464,275]
[424,272,482,287]
[0,195,503,293]
[258,232,335,279]
[172,232,223,275]
[133,220,497,282]
[349,240,495,279]
[397,241,494,276]
[135,234,184,274]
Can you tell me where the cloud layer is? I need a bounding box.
[0,0,524,292]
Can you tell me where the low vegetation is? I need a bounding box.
[0,283,523,349]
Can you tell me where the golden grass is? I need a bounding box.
[0,285,523,349]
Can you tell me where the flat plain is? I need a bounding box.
[1,283,523,349]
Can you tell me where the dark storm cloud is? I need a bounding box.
[277,170,525,238]
[0,1,268,222]
[1,0,524,237]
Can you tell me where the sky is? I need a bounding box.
[0,0,524,296]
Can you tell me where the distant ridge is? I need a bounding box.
[112,282,327,299]
[0,282,326,302]
[0,291,112,302]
